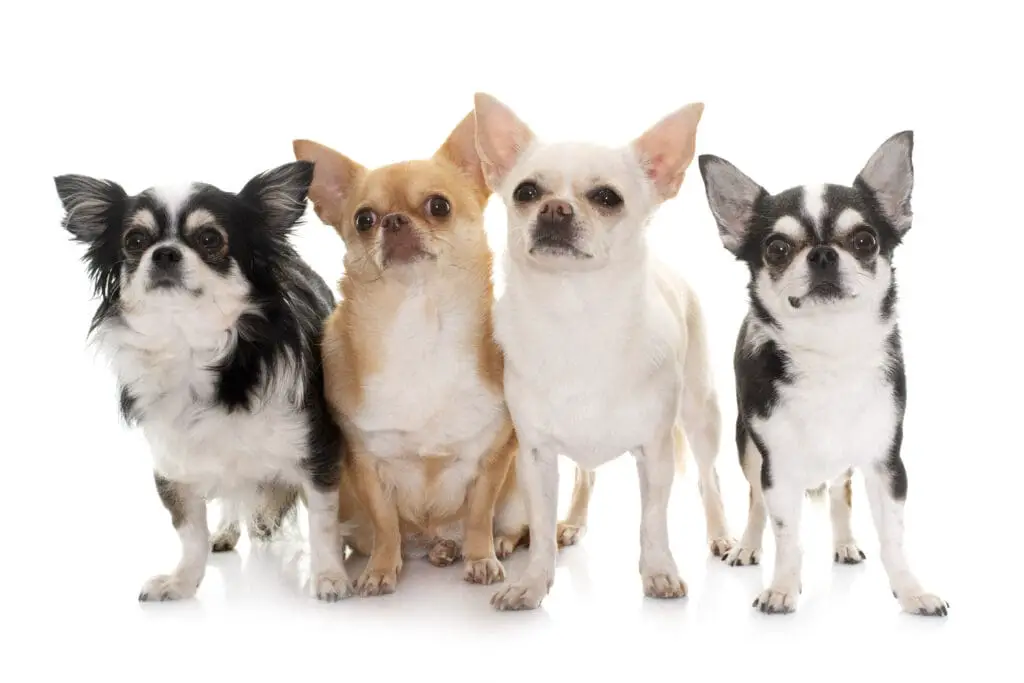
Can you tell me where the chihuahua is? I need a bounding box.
[475,93,734,610]
[697,132,948,616]
[293,113,593,596]
[54,162,352,602]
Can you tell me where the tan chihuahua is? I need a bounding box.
[293,113,594,596]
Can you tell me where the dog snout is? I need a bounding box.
[381,213,411,233]
[807,246,838,273]
[538,199,574,225]
[151,245,183,269]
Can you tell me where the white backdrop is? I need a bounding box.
[2,1,1018,680]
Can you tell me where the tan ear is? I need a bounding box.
[435,111,490,203]
[632,102,705,201]
[292,139,365,228]
[473,92,535,190]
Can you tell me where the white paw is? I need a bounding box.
[642,571,688,599]
[490,575,551,611]
[464,556,505,585]
[721,544,761,567]
[833,542,867,565]
[210,525,240,553]
[311,570,354,602]
[556,522,586,547]
[753,586,798,614]
[897,592,949,617]
[709,536,737,558]
[138,574,198,602]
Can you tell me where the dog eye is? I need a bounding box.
[354,209,377,232]
[123,229,151,254]
[197,228,223,251]
[851,229,877,254]
[513,181,540,203]
[425,195,451,218]
[764,238,792,265]
[587,186,623,209]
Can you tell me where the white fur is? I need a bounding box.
[802,183,826,232]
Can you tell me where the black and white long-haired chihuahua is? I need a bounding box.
[54,162,353,602]
[697,132,948,616]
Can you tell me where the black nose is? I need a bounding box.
[538,200,573,224]
[381,213,411,232]
[151,245,182,268]
[807,246,838,272]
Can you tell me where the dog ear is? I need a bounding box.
[293,139,366,229]
[436,110,491,204]
[632,102,704,201]
[697,154,764,254]
[855,131,914,235]
[239,161,315,233]
[473,92,535,191]
[53,174,127,243]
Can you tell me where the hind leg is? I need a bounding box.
[830,470,866,564]
[680,388,735,557]
[248,481,299,543]
[722,421,767,567]
[557,465,595,547]
[211,499,241,552]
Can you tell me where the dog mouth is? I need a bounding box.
[528,235,592,260]
[788,282,845,308]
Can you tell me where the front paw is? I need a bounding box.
[721,544,761,567]
[897,592,949,617]
[210,525,241,553]
[464,555,505,584]
[494,534,520,559]
[138,574,199,602]
[490,575,552,611]
[356,564,400,596]
[709,536,737,558]
[312,570,354,602]
[753,586,798,614]
[642,571,688,599]
[428,539,461,567]
[833,542,867,565]
[556,522,586,547]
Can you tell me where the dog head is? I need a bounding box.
[55,162,314,333]
[698,131,914,324]
[473,92,704,273]
[293,112,491,282]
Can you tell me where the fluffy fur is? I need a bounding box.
[293,113,594,597]
[698,132,947,616]
[54,162,352,602]
[476,93,734,611]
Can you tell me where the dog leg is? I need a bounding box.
[680,400,734,557]
[249,481,299,542]
[635,431,687,599]
[139,474,209,602]
[723,429,765,566]
[754,476,803,614]
[303,482,354,602]
[210,498,241,552]
[557,466,595,547]
[862,442,947,616]
[351,453,403,597]
[491,446,558,610]
[830,470,866,565]
[462,431,515,584]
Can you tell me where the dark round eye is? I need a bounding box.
[851,229,877,254]
[123,229,151,254]
[197,228,223,251]
[425,195,451,218]
[765,238,792,265]
[588,186,623,209]
[354,209,377,232]
[513,181,540,203]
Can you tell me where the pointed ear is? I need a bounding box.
[53,174,127,242]
[435,110,490,203]
[239,161,314,233]
[473,92,535,190]
[856,131,914,235]
[293,139,366,228]
[632,102,704,201]
[697,154,765,254]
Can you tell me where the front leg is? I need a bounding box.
[462,431,516,585]
[491,445,558,611]
[862,439,948,616]
[139,474,209,602]
[754,473,804,614]
[634,432,687,599]
[350,453,403,596]
[303,481,354,602]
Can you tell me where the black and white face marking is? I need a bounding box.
[697,131,914,326]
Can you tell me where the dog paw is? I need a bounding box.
[753,587,798,614]
[556,522,586,547]
[833,543,867,565]
[709,536,737,558]
[490,575,552,611]
[464,556,505,585]
[356,565,399,597]
[428,539,460,567]
[642,572,688,599]
[897,592,949,617]
[210,526,240,553]
[312,570,354,602]
[721,545,761,566]
[494,535,519,559]
[138,574,197,602]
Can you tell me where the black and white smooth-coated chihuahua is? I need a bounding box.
[697,132,948,616]
[54,162,353,602]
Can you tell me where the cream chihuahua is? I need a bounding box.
[475,93,734,610]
